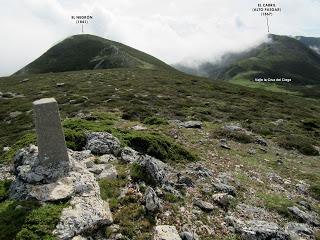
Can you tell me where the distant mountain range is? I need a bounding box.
[175,34,320,86]
[14,34,173,75]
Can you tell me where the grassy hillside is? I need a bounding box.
[1,66,320,238]
[1,67,319,160]
[177,34,320,87]
[14,34,173,75]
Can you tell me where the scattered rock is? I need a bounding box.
[212,193,233,208]
[99,154,117,164]
[20,78,29,83]
[248,149,256,155]
[139,155,171,185]
[213,182,236,196]
[154,225,182,240]
[180,121,202,129]
[96,164,118,180]
[86,132,121,156]
[131,125,147,131]
[224,124,243,132]
[256,138,268,146]
[285,222,314,239]
[298,201,311,211]
[29,177,75,202]
[9,111,22,118]
[0,164,14,181]
[267,172,284,184]
[193,199,214,211]
[220,139,231,150]
[54,196,113,239]
[272,119,285,126]
[296,183,309,195]
[226,217,289,240]
[288,206,320,227]
[2,146,10,152]
[120,147,140,163]
[177,175,194,187]
[180,231,199,240]
[56,82,65,87]
[145,187,162,213]
[193,165,212,177]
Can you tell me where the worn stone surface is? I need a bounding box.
[96,164,118,180]
[120,147,140,163]
[154,225,182,240]
[193,199,214,211]
[212,193,232,208]
[54,196,113,239]
[213,182,236,196]
[180,121,202,129]
[33,98,70,182]
[86,132,121,156]
[139,155,172,185]
[285,222,314,240]
[180,231,199,240]
[288,206,320,227]
[226,217,289,240]
[29,177,75,202]
[145,187,162,213]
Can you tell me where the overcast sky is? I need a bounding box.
[0,0,319,76]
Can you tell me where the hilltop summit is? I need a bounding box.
[15,34,172,75]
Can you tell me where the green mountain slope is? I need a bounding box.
[296,36,320,55]
[14,34,173,75]
[177,34,320,86]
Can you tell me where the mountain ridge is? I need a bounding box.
[14,34,174,75]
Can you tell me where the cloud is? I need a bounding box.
[0,0,319,76]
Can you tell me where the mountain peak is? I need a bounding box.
[14,34,172,75]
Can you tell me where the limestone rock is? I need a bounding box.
[193,199,214,211]
[139,155,171,185]
[180,121,202,129]
[213,182,236,196]
[120,147,140,163]
[288,206,320,227]
[145,187,161,213]
[180,231,199,240]
[227,217,289,240]
[154,225,182,240]
[96,165,118,180]
[285,222,314,239]
[85,132,121,156]
[54,196,113,239]
[212,193,233,208]
[29,177,75,202]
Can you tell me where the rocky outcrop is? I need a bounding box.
[154,225,182,240]
[9,145,113,239]
[85,132,121,156]
[285,222,314,240]
[193,199,214,212]
[120,147,140,163]
[226,217,289,240]
[145,187,162,213]
[180,121,202,129]
[288,206,320,227]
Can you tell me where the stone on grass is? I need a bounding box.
[120,147,140,163]
[180,231,199,240]
[54,196,113,239]
[213,182,236,196]
[96,164,118,180]
[180,121,202,129]
[288,206,320,227]
[285,222,313,239]
[212,193,233,208]
[226,217,289,240]
[154,225,182,240]
[145,187,162,213]
[193,199,214,211]
[85,132,121,156]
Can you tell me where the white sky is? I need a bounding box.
[0,0,319,76]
